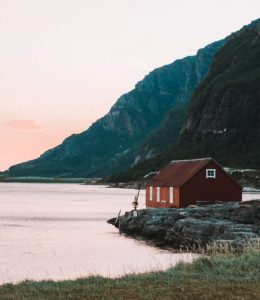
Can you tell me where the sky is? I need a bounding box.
[0,0,259,171]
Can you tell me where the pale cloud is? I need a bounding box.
[4,120,44,130]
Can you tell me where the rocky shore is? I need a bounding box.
[108,201,260,249]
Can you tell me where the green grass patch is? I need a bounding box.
[0,247,259,299]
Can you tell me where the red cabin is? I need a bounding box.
[145,158,242,208]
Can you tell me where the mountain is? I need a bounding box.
[7,40,224,177]
[176,19,260,166]
[112,19,260,181]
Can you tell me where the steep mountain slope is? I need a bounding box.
[176,19,260,167]
[135,104,187,163]
[7,40,224,177]
[112,19,260,181]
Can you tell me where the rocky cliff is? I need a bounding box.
[176,20,260,168]
[109,19,260,181]
[7,40,224,177]
[108,201,260,249]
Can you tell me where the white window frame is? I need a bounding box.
[156,187,160,202]
[206,169,216,178]
[149,186,153,201]
[169,187,174,204]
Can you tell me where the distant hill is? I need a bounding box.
[7,39,224,177]
[110,19,260,181]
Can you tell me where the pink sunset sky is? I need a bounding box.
[1,0,260,171]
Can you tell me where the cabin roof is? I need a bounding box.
[146,158,213,187]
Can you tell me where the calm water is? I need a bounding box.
[0,183,258,284]
[0,183,197,284]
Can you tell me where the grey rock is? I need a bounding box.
[108,201,260,249]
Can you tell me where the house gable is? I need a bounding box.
[179,160,242,207]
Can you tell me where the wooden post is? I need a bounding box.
[115,209,121,225]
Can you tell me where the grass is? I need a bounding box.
[0,244,259,300]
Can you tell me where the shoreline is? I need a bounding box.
[2,167,260,189]
[0,248,259,299]
[0,177,101,184]
[108,201,260,251]
[1,179,260,193]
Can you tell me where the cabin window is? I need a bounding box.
[156,187,160,202]
[149,186,153,201]
[169,187,174,204]
[206,169,216,178]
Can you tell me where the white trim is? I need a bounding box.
[206,169,216,178]
[156,187,160,202]
[149,186,153,201]
[169,187,174,204]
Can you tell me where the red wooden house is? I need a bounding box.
[145,158,242,208]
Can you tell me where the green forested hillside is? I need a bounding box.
[109,19,260,181]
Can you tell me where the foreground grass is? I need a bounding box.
[0,250,259,300]
[0,250,260,300]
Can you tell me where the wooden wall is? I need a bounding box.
[179,161,242,207]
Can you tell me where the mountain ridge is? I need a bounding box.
[7,39,225,177]
[109,18,260,181]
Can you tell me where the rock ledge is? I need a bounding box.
[108,201,260,249]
